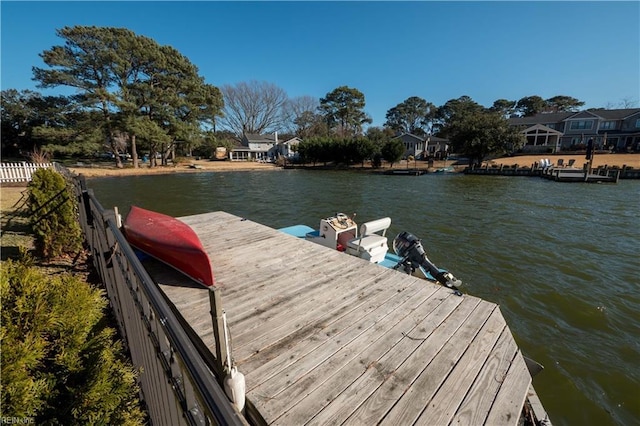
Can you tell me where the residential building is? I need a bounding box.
[230,133,279,161]
[392,133,451,159]
[508,108,640,153]
[229,133,302,161]
[276,137,302,159]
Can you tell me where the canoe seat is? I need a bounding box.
[346,217,391,263]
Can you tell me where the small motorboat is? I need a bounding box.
[280,213,462,295]
[123,206,215,287]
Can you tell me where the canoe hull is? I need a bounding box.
[123,206,215,287]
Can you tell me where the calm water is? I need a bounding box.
[89,170,639,426]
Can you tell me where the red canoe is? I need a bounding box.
[123,206,215,287]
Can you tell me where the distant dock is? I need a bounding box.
[464,162,638,182]
[141,211,550,425]
[384,168,426,175]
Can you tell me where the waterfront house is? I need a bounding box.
[508,108,640,153]
[229,133,302,161]
[276,136,302,159]
[393,133,451,159]
[230,133,279,161]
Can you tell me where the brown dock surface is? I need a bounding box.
[147,211,535,425]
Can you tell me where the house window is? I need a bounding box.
[571,137,582,145]
[636,119,640,128]
[546,123,555,130]
[569,120,593,130]
[600,121,616,130]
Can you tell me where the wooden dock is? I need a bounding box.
[144,211,542,425]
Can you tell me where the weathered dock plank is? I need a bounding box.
[149,211,539,425]
[452,326,519,424]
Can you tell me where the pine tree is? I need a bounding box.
[27,168,82,259]
[0,257,144,424]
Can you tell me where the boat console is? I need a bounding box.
[305,213,392,264]
[306,213,357,251]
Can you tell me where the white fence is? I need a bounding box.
[0,162,53,183]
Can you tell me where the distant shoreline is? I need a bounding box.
[1,153,637,181]
[65,152,639,178]
[2,153,638,213]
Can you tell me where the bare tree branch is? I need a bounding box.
[219,81,288,137]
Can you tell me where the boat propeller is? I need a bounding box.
[392,231,463,296]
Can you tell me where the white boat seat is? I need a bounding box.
[346,217,391,263]
[359,217,392,237]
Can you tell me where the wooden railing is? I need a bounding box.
[1,162,52,183]
[62,166,247,426]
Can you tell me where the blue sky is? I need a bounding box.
[2,1,639,127]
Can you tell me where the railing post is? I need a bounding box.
[209,287,228,380]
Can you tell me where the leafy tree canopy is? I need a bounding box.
[384,96,436,136]
[447,110,524,165]
[32,26,223,167]
[319,86,372,137]
[435,95,485,137]
[381,138,405,168]
[490,99,518,118]
[515,95,547,117]
[515,95,585,117]
[546,95,585,112]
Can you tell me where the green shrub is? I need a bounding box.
[27,168,83,259]
[0,257,144,425]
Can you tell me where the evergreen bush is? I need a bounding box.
[27,168,83,259]
[0,257,144,425]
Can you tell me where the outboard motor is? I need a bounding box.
[392,231,463,296]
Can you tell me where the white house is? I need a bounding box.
[229,133,304,161]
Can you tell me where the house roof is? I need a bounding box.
[508,112,574,126]
[522,124,563,135]
[243,133,278,143]
[281,137,302,145]
[508,108,640,126]
[582,108,640,120]
[392,133,426,142]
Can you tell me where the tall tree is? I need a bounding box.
[365,126,395,143]
[33,26,223,168]
[384,96,436,136]
[515,95,547,117]
[0,89,99,157]
[545,95,585,112]
[447,110,523,166]
[381,139,405,168]
[1,89,43,156]
[435,95,485,137]
[34,26,126,167]
[219,81,288,137]
[319,86,372,137]
[490,99,517,118]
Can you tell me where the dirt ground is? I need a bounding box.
[67,158,279,177]
[482,153,640,169]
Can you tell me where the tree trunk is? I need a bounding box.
[111,138,123,169]
[131,134,139,168]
